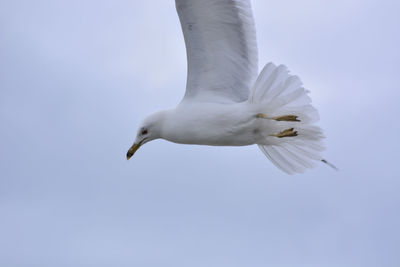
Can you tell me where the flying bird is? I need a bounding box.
[127,0,331,174]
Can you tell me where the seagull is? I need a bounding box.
[127,0,331,174]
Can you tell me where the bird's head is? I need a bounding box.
[126,111,165,160]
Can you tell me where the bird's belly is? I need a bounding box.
[163,103,265,146]
[166,128,257,146]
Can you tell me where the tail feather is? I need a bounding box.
[259,145,300,174]
[280,145,315,169]
[258,141,323,174]
[289,141,324,160]
[250,62,326,174]
[260,65,290,101]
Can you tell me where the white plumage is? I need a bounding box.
[176,0,258,103]
[127,0,329,174]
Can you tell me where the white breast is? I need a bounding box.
[161,102,261,146]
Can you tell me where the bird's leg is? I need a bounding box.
[272,115,300,122]
[270,128,298,138]
[255,113,300,122]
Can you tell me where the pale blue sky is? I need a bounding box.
[1,0,400,266]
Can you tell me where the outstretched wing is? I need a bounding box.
[176,0,258,103]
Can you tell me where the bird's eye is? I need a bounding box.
[141,129,148,135]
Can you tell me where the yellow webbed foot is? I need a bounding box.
[270,128,298,138]
[255,113,300,122]
[272,115,300,122]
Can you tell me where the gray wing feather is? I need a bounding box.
[176,0,258,103]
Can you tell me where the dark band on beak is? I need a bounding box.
[126,143,141,160]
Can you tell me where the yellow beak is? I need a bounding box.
[126,143,141,160]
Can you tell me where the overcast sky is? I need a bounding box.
[1,0,400,266]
